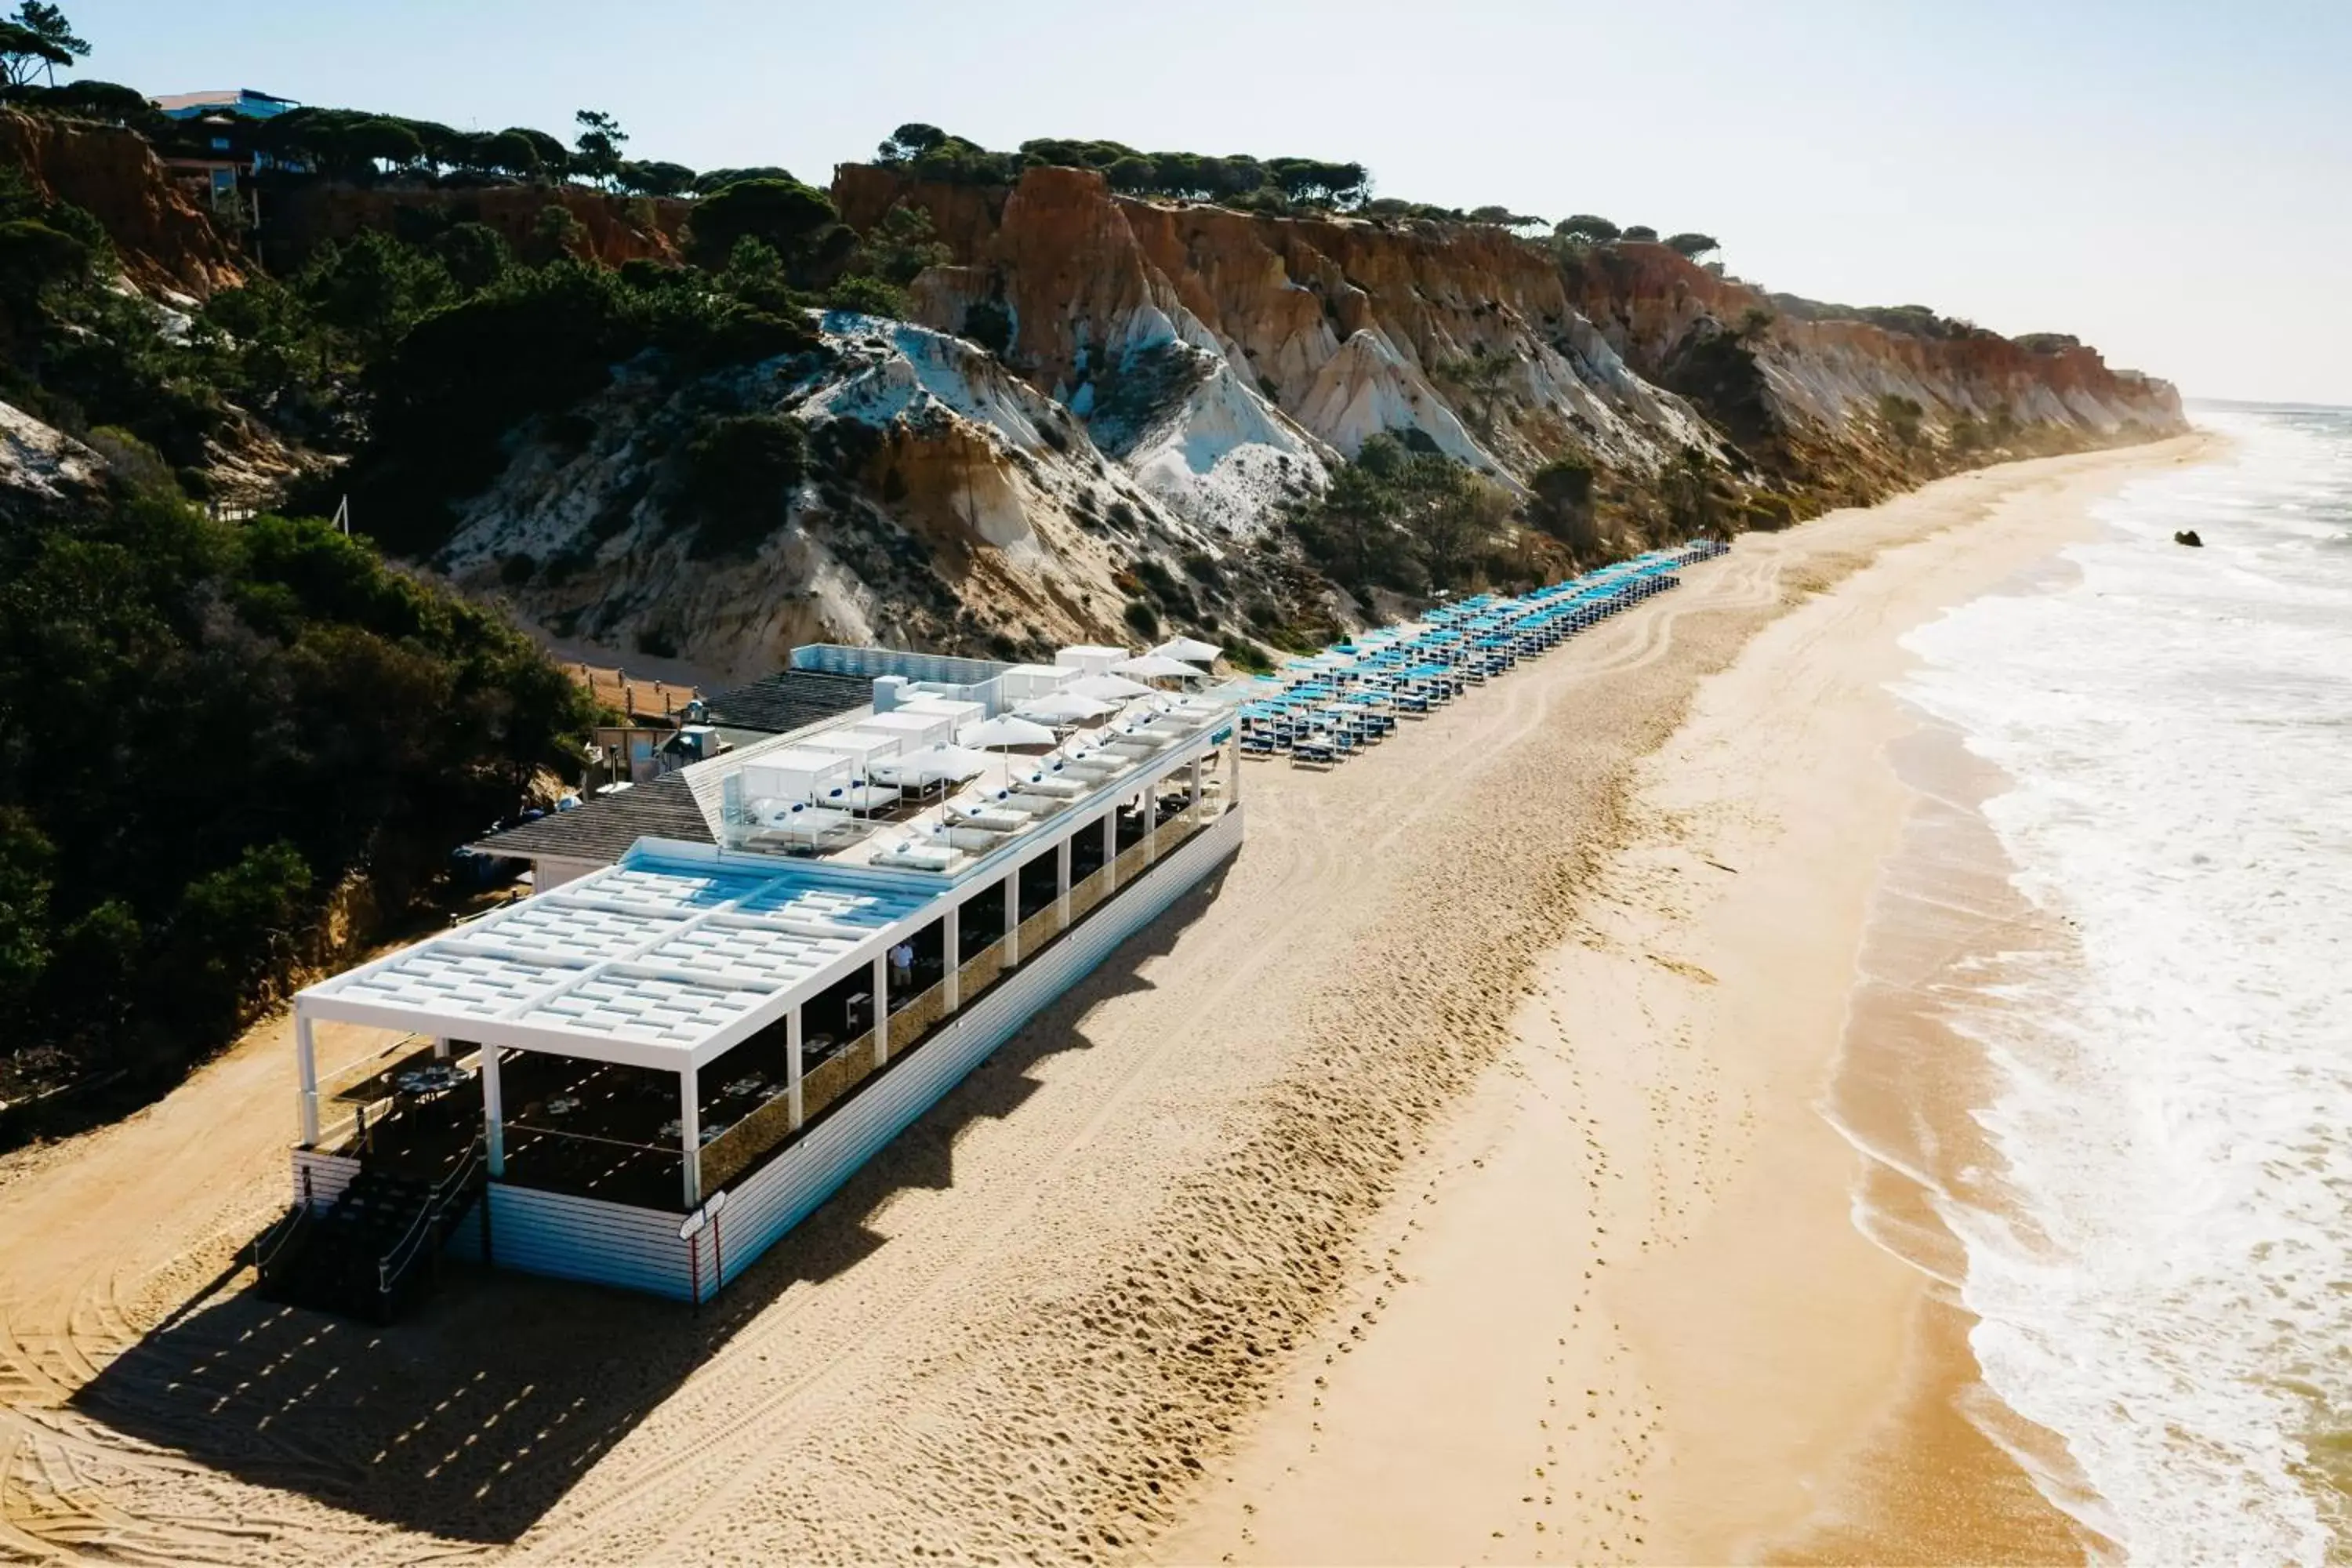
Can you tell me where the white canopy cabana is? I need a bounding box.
[1112,653,1203,681]
[873,742,996,788]
[1151,636,1222,665]
[1014,691,1116,724]
[1064,672,1152,702]
[959,714,1057,750]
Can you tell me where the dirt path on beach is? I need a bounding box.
[0,438,2205,1566]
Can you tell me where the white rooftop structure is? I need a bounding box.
[303,858,935,1070]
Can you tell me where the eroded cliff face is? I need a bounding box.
[0,110,241,298]
[438,314,1298,681]
[1564,241,2182,470]
[841,163,1719,503]
[837,164,2183,510]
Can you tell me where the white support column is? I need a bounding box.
[786,1006,804,1129]
[432,1035,451,1061]
[1227,730,1242,809]
[1057,833,1072,927]
[295,1011,320,1147]
[1189,754,1204,823]
[481,1045,505,1176]
[680,1066,702,1210]
[872,952,890,1066]
[1145,783,1160,866]
[1102,811,1118,891]
[943,903,961,1012]
[1003,869,1021,964]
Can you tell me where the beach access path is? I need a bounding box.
[0,435,2205,1566]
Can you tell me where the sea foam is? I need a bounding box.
[1897,406,2352,1563]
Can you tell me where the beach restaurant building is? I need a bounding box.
[271,644,1245,1310]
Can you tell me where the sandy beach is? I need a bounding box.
[0,435,2210,1566]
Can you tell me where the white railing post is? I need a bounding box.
[873,953,890,1066]
[1003,869,1021,964]
[680,1065,702,1210]
[481,1045,505,1176]
[1057,833,1072,927]
[943,903,961,1012]
[787,1006,804,1129]
[295,1011,320,1147]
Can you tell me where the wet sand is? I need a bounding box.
[0,438,2211,1566]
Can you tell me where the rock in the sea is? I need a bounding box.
[2175,528,2204,547]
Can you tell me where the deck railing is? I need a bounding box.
[1067,866,1112,924]
[957,937,1007,996]
[887,981,948,1058]
[691,815,1228,1199]
[797,1029,878,1125]
[1014,905,1062,960]
[699,1087,799,1192]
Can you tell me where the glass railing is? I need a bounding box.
[957,937,1007,996]
[699,1089,797,1192]
[692,810,1230,1196]
[798,1028,877,1124]
[886,982,948,1056]
[1014,906,1062,960]
[1067,866,1112,923]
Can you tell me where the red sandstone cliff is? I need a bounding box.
[834,163,2183,498]
[0,109,241,297]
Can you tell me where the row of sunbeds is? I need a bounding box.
[1240,542,1726,767]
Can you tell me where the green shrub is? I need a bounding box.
[823,273,907,318]
[681,412,808,558]
[1123,598,1161,637]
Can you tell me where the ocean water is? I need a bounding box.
[1897,405,2352,1563]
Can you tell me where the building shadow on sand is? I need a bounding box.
[73,867,1228,1544]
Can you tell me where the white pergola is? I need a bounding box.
[294,710,1243,1208]
[297,859,940,1205]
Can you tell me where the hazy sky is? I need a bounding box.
[81,0,2352,405]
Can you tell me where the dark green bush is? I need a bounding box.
[681,412,808,558]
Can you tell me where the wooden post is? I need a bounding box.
[481,1045,505,1177]
[787,1006,804,1129]
[679,1066,701,1210]
[295,1012,320,1147]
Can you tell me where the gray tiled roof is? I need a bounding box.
[472,773,713,864]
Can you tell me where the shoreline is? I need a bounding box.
[0,437,2215,1565]
[1165,432,2221,1565]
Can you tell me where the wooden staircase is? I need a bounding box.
[256,1140,485,1322]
